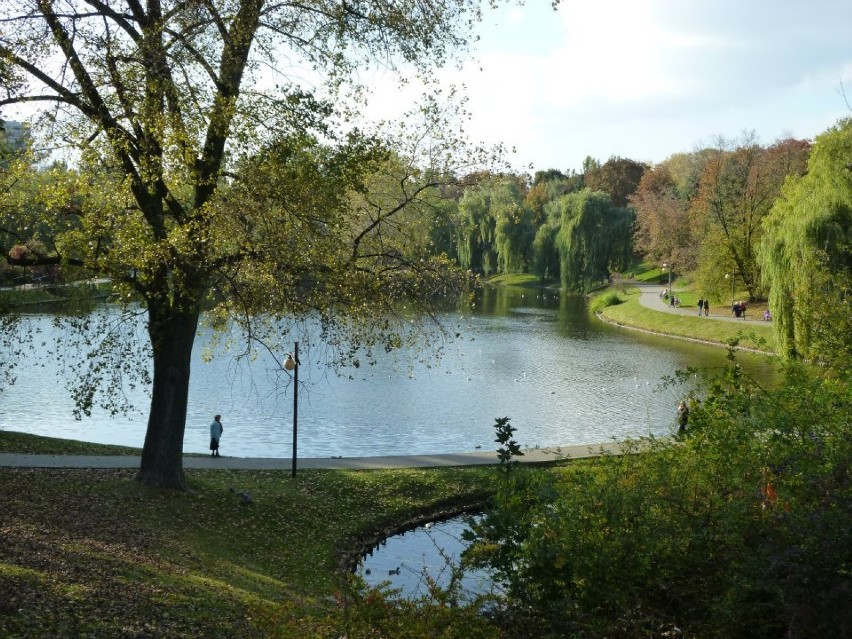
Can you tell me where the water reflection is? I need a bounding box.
[358,515,496,601]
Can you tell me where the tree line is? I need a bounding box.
[414,123,850,367]
[419,136,815,302]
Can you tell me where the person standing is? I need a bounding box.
[677,401,690,435]
[702,299,710,316]
[697,298,704,316]
[210,414,223,457]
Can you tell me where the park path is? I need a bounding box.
[0,442,626,471]
[634,283,767,324]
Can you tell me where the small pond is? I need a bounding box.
[357,515,498,600]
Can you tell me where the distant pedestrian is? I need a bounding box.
[739,300,747,319]
[677,400,689,435]
[210,414,223,457]
[697,298,704,316]
[702,299,710,316]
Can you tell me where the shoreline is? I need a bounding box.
[594,311,775,356]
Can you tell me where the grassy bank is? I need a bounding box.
[0,432,499,638]
[485,273,553,287]
[595,286,776,352]
[0,280,112,308]
[0,430,141,455]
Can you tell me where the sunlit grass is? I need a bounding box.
[599,288,775,352]
[624,265,667,282]
[485,273,553,287]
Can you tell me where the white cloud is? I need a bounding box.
[442,0,852,171]
[244,0,852,173]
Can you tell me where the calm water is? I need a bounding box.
[358,515,496,600]
[0,286,773,457]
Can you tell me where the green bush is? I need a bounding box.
[464,362,852,638]
[589,291,623,314]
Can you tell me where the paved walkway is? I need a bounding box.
[0,442,626,471]
[635,283,767,324]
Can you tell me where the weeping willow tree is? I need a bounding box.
[532,215,560,282]
[758,118,851,370]
[555,190,634,293]
[457,183,501,275]
[493,180,531,275]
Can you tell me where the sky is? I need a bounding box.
[370,0,852,174]
[4,1,850,176]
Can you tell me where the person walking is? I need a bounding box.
[210,414,224,457]
[702,299,710,316]
[697,298,704,316]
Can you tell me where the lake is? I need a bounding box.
[0,285,773,457]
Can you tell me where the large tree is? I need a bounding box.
[492,179,532,275]
[0,0,502,489]
[689,135,810,300]
[583,156,647,207]
[629,163,695,270]
[555,189,634,293]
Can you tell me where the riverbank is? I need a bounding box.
[0,279,113,307]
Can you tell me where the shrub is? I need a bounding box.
[464,361,851,638]
[589,291,623,314]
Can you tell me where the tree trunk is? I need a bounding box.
[136,302,200,490]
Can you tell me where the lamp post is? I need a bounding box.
[284,343,300,478]
[725,271,736,312]
[663,262,672,297]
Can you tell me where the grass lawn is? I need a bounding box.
[621,264,667,283]
[485,273,555,287]
[0,432,499,638]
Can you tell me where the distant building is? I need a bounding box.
[1,120,30,152]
